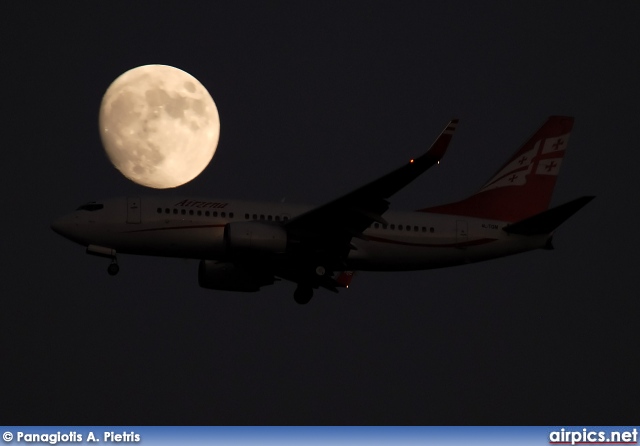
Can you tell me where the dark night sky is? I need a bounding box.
[2,2,640,425]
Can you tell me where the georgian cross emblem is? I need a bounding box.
[552,138,564,151]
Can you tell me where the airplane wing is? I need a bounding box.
[283,119,458,270]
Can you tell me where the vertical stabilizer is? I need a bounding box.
[418,116,574,222]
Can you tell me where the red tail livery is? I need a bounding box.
[419,116,573,222]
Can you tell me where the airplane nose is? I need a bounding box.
[51,215,73,238]
[51,217,65,236]
[51,213,89,245]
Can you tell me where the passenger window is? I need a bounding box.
[229,212,234,218]
[414,226,419,232]
[383,224,388,230]
[189,210,194,215]
[221,212,226,218]
[253,214,257,220]
[374,223,379,229]
[156,208,162,214]
[422,227,426,232]
[260,214,265,220]
[275,216,281,221]
[181,209,186,215]
[213,211,218,217]
[173,209,178,215]
[390,224,395,230]
[165,208,170,214]
[205,211,210,217]
[245,213,250,220]
[197,210,202,216]
[268,215,272,221]
[430,227,435,233]
[398,225,403,230]
[283,216,289,221]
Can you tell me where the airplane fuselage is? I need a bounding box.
[53,196,548,272]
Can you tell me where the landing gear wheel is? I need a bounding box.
[107,262,119,276]
[294,286,313,305]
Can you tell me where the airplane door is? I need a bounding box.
[456,220,468,243]
[127,197,141,224]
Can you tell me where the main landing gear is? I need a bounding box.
[293,264,329,305]
[294,285,313,305]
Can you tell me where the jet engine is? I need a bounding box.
[224,221,287,256]
[198,260,275,292]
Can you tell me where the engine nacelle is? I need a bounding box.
[224,221,287,256]
[198,260,274,292]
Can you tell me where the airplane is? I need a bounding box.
[52,116,593,304]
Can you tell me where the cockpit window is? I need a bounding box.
[76,202,104,212]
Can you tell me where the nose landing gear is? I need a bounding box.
[107,260,119,276]
[86,245,119,276]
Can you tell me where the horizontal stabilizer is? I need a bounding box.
[503,196,594,235]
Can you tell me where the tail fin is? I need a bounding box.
[418,116,574,222]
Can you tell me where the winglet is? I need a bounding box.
[409,119,458,170]
[425,118,458,161]
[369,118,459,199]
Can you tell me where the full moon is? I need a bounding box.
[99,65,220,188]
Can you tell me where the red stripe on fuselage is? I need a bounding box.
[367,235,498,248]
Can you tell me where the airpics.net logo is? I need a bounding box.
[549,428,638,445]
